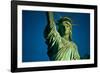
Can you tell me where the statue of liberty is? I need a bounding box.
[44,12,80,61]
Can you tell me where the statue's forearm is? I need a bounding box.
[48,12,55,28]
[48,12,54,23]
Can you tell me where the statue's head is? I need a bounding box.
[57,17,72,41]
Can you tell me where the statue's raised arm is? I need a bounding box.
[45,12,62,60]
[47,12,56,29]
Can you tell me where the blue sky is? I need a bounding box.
[22,10,90,62]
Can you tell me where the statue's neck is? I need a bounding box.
[63,34,70,41]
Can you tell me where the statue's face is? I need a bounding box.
[62,21,71,35]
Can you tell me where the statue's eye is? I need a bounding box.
[66,25,69,27]
[65,22,68,24]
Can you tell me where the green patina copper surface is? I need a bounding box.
[44,12,80,61]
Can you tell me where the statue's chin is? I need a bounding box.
[65,31,70,35]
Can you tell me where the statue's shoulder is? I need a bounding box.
[69,41,78,48]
